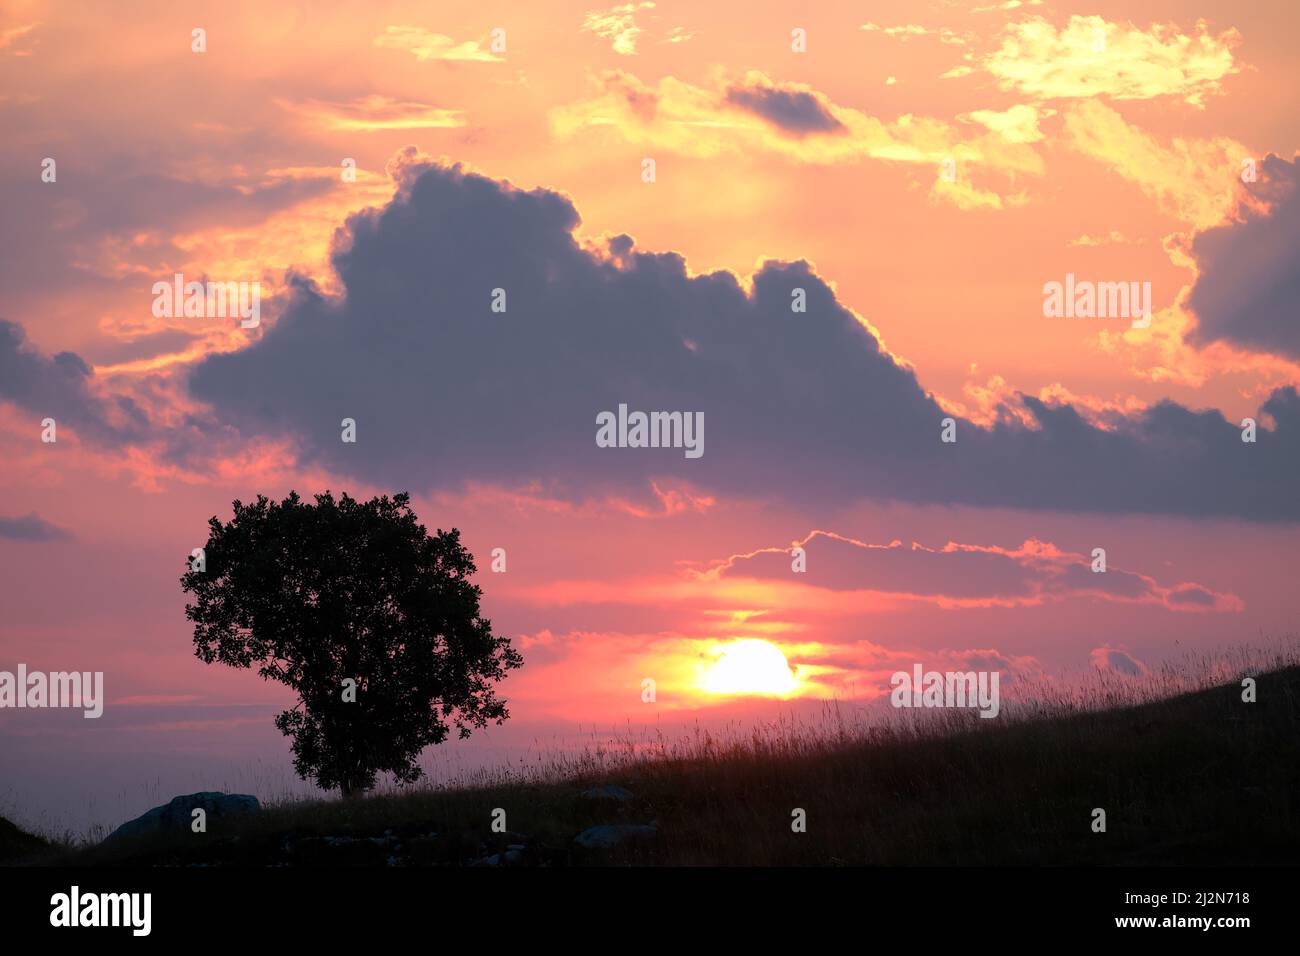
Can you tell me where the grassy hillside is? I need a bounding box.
[11,662,1300,867]
[0,816,50,865]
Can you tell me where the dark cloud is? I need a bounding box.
[78,328,203,366]
[1188,153,1300,359]
[719,531,1234,610]
[1054,561,1151,600]
[0,320,147,443]
[186,155,1300,521]
[721,534,1038,599]
[0,512,73,542]
[724,78,845,135]
[1166,584,1217,608]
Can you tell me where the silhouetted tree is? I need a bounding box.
[180,491,522,798]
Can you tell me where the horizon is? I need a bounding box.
[2,0,1299,844]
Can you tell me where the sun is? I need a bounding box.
[700,639,799,697]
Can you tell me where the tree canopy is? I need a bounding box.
[180,491,522,797]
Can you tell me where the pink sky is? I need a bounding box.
[2,0,1298,834]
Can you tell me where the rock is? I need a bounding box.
[580,785,635,802]
[473,847,526,866]
[403,835,446,865]
[287,835,388,866]
[573,823,658,850]
[104,792,260,844]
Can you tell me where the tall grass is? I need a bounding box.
[35,640,1300,866]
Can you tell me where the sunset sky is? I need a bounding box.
[2,0,1298,833]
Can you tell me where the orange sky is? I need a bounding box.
[2,0,1299,833]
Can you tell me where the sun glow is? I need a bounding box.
[700,639,800,697]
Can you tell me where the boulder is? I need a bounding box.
[472,847,525,866]
[286,835,388,866]
[574,823,658,850]
[104,792,260,844]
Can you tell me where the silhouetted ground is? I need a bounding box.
[0,816,50,864]
[10,665,1300,866]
